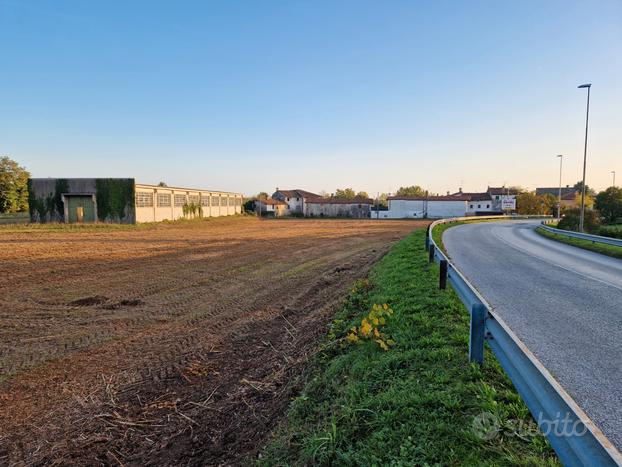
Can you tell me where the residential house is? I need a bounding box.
[487,187,519,212]
[305,197,373,218]
[255,198,288,217]
[272,188,321,215]
[536,186,580,209]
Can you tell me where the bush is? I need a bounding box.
[598,225,622,239]
[557,208,600,233]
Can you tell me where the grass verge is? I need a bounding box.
[536,227,622,260]
[259,230,559,466]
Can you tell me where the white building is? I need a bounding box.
[487,187,518,212]
[134,184,243,223]
[255,198,288,217]
[272,189,321,215]
[382,195,472,219]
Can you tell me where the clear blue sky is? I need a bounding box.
[1,0,620,196]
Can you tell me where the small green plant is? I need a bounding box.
[346,303,395,350]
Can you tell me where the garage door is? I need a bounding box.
[67,196,95,223]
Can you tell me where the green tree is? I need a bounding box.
[334,188,356,199]
[0,156,30,213]
[595,187,622,224]
[356,191,369,199]
[395,185,426,197]
[573,181,596,197]
[516,192,556,215]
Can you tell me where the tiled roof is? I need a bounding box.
[488,187,520,195]
[451,192,492,201]
[388,195,471,201]
[258,198,287,206]
[274,189,320,199]
[306,197,373,205]
[536,187,578,198]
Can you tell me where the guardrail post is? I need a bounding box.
[469,303,486,365]
[439,260,447,289]
[425,224,431,251]
[428,244,435,263]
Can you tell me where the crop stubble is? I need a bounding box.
[0,217,422,465]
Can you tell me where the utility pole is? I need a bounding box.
[557,155,563,219]
[612,171,616,188]
[578,83,591,232]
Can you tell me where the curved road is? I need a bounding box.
[444,220,622,451]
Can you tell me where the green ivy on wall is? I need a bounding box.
[27,178,68,222]
[96,178,134,220]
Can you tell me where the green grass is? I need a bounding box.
[259,230,559,466]
[0,212,29,225]
[536,227,622,260]
[0,213,250,233]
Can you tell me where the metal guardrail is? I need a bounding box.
[540,222,622,248]
[427,216,622,467]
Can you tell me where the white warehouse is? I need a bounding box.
[382,195,471,219]
[134,183,243,223]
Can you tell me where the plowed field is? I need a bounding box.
[0,217,422,465]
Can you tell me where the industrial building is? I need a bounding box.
[28,178,243,224]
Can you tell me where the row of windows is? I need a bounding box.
[136,192,242,208]
[470,204,491,209]
[136,192,154,207]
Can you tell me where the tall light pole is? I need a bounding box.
[612,171,616,187]
[578,83,591,232]
[556,155,563,219]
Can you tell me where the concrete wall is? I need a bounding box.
[134,184,242,223]
[466,199,495,214]
[306,202,372,218]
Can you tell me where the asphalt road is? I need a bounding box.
[444,220,622,451]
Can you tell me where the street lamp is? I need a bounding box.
[612,171,616,188]
[556,155,563,219]
[578,83,591,232]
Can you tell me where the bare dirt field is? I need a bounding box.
[0,217,422,465]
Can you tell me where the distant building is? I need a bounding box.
[255,198,288,217]
[305,197,373,218]
[383,195,472,218]
[28,178,242,224]
[383,186,520,219]
[487,187,519,212]
[536,186,580,209]
[272,188,321,215]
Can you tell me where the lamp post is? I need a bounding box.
[578,83,591,232]
[556,155,563,219]
[612,171,616,188]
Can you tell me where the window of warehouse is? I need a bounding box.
[136,192,154,207]
[188,195,200,205]
[158,194,171,207]
[174,194,186,206]
[222,197,229,206]
[211,196,220,206]
[235,198,241,206]
[200,195,210,206]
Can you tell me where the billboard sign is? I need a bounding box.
[501,197,516,210]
